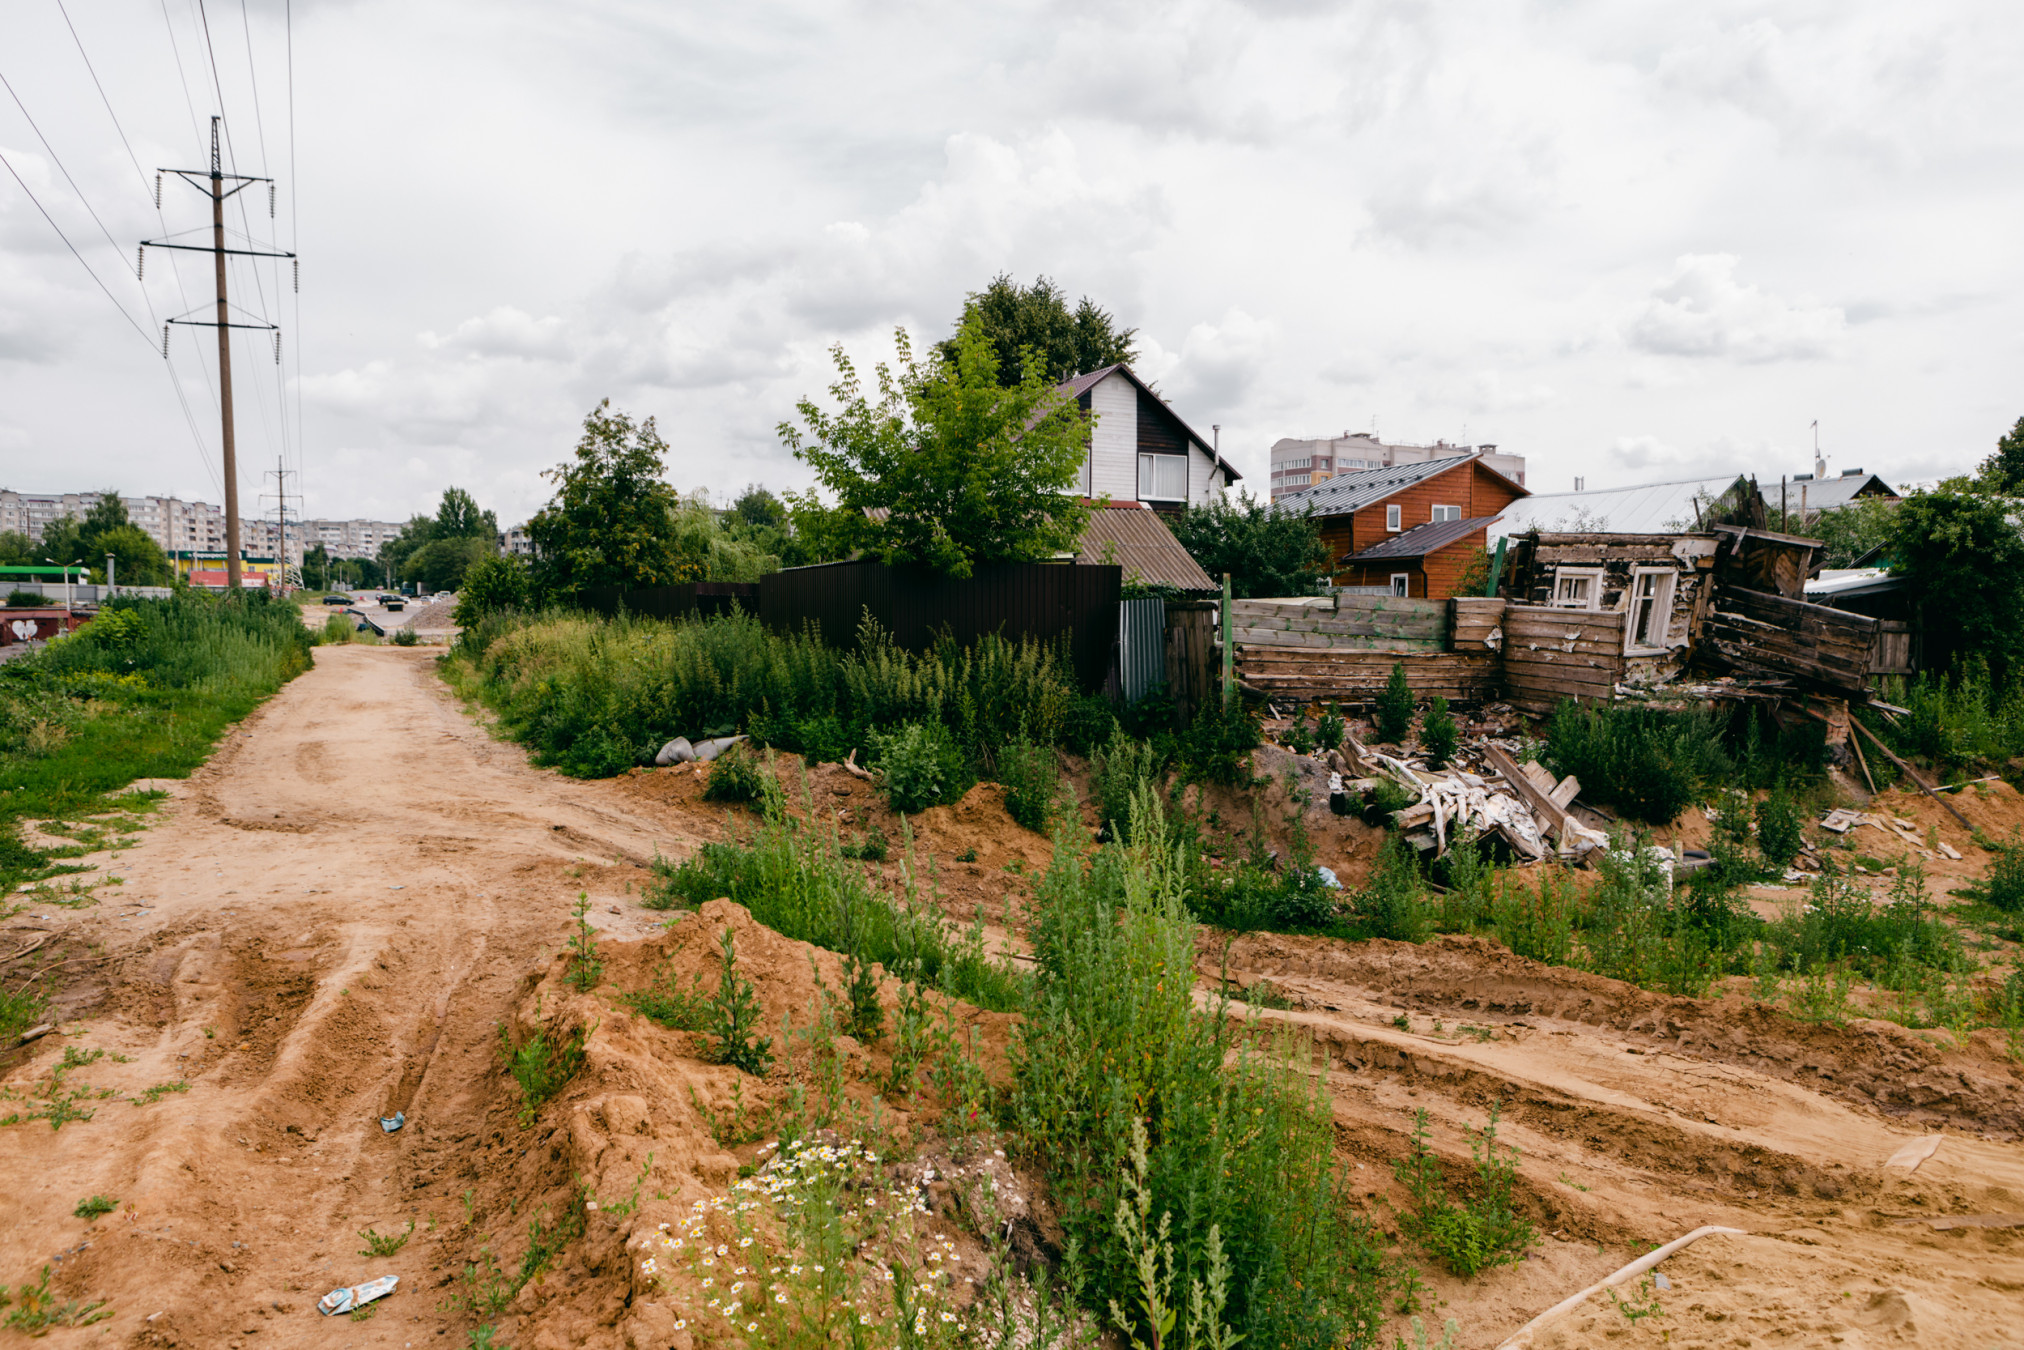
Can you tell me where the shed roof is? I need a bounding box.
[1488,474,1758,541]
[1341,515,1497,563]
[1075,503,1217,592]
[1270,453,1502,518]
[1054,364,1243,483]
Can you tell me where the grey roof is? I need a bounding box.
[1773,471,1897,512]
[1342,515,1498,563]
[1270,453,1482,518]
[1054,364,1243,482]
[1076,505,1217,592]
[1488,473,1758,541]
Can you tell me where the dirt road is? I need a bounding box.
[0,645,704,1348]
[5,645,2023,1348]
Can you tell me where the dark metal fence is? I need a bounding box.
[757,559,1121,692]
[577,581,758,620]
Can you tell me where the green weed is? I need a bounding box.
[1375,663,1415,744]
[358,1220,414,1257]
[997,735,1059,832]
[706,926,773,1076]
[72,1194,118,1220]
[702,742,767,804]
[2,1266,110,1331]
[1420,696,1458,770]
[564,892,602,992]
[1392,1103,1535,1277]
[621,959,711,1031]
[499,1021,588,1127]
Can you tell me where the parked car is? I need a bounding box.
[383,596,406,611]
[323,595,348,605]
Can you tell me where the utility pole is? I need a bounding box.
[143,116,295,593]
[262,457,299,595]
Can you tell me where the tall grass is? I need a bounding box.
[1543,702,1733,824]
[646,773,1026,1013]
[1014,788,1397,1350]
[455,609,1075,779]
[0,591,312,887]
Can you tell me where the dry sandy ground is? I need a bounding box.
[4,645,2023,1348]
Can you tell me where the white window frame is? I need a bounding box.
[1625,567,1677,653]
[1137,453,1187,502]
[1390,573,1411,598]
[1551,567,1603,611]
[1385,503,1402,531]
[1431,503,1462,523]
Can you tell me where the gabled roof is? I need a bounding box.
[1341,516,1498,564]
[1075,502,1217,592]
[1055,364,1243,483]
[1773,471,1897,512]
[1270,453,1495,518]
[1488,473,1757,542]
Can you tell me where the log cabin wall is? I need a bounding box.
[1502,605,1628,714]
[1503,532,1717,685]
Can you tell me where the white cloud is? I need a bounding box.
[1625,254,1846,362]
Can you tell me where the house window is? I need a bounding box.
[1138,454,1187,501]
[1390,573,1411,598]
[1385,504,1402,531]
[1552,568,1602,610]
[1626,568,1676,652]
[1431,504,1461,523]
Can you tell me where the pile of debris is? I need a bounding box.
[1329,731,1609,863]
[1819,807,1963,862]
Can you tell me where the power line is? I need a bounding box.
[0,66,135,279]
[0,146,157,349]
[286,0,304,504]
[55,0,152,202]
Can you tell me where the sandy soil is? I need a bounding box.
[4,646,2022,1348]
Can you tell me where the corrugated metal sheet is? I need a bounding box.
[1117,598,1166,702]
[1076,505,1217,592]
[1489,474,1758,542]
[1269,454,1479,518]
[1343,516,1498,563]
[1770,472,1896,512]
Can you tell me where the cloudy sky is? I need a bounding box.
[3,0,2021,526]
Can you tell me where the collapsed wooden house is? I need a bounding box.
[1227,524,1900,715]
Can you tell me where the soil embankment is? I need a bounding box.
[4,645,2021,1348]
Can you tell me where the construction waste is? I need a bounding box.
[1330,730,1610,863]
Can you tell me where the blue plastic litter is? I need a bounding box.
[379,1111,405,1133]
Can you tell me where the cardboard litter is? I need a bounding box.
[317,1274,398,1316]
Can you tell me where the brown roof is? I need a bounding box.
[1342,515,1498,563]
[1076,504,1216,592]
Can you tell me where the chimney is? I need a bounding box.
[1574,477,1585,491]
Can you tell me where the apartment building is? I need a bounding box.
[1268,433,1527,501]
[0,489,403,565]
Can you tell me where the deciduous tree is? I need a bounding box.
[528,401,689,598]
[935,274,1137,385]
[1169,492,1331,598]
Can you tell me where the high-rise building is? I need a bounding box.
[0,489,403,568]
[1267,434,1526,502]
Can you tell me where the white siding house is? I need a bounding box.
[1055,364,1241,512]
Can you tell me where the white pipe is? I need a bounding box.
[1496,1225,1747,1349]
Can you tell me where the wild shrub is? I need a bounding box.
[1420,696,1458,769]
[1190,856,1341,933]
[869,720,968,814]
[392,627,420,647]
[1768,865,1961,979]
[1579,839,1723,995]
[997,736,1058,832]
[839,826,889,862]
[1391,1104,1535,1277]
[1543,701,1731,824]
[1374,663,1415,745]
[1283,718,1316,755]
[1433,826,1492,931]
[1015,789,1399,1349]
[650,780,1025,1012]
[1315,706,1345,755]
[1176,698,1260,787]
[620,959,711,1031]
[1360,778,1415,827]
[1351,832,1431,942]
[1755,793,1804,867]
[318,612,352,645]
[1090,730,1165,843]
[1491,868,1577,966]
[1117,683,1178,739]
[565,892,602,991]
[500,1021,588,1127]
[702,742,767,803]
[1060,693,1119,755]
[1962,836,2024,914]
[706,927,773,1076]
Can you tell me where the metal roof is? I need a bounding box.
[1805,567,1904,600]
[1488,474,1757,541]
[1270,454,1483,518]
[1769,471,1897,512]
[1075,504,1217,592]
[1341,515,1498,563]
[1054,364,1243,482]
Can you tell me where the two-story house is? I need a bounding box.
[1055,364,1242,512]
[1273,453,1530,598]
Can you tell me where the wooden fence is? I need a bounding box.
[1229,595,1449,652]
[757,559,1121,693]
[1501,605,1627,715]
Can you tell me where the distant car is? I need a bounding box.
[323,594,349,605]
[383,596,406,611]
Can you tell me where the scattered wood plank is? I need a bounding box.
[1848,719,1973,833]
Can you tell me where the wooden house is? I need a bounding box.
[1272,453,1529,592]
[1337,516,1503,598]
[1053,364,1242,512]
[1499,531,1722,685]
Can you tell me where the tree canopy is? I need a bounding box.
[1169,493,1332,599]
[934,274,1137,385]
[528,400,690,598]
[1888,489,2024,682]
[378,486,501,589]
[1974,415,2024,494]
[780,327,1094,579]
